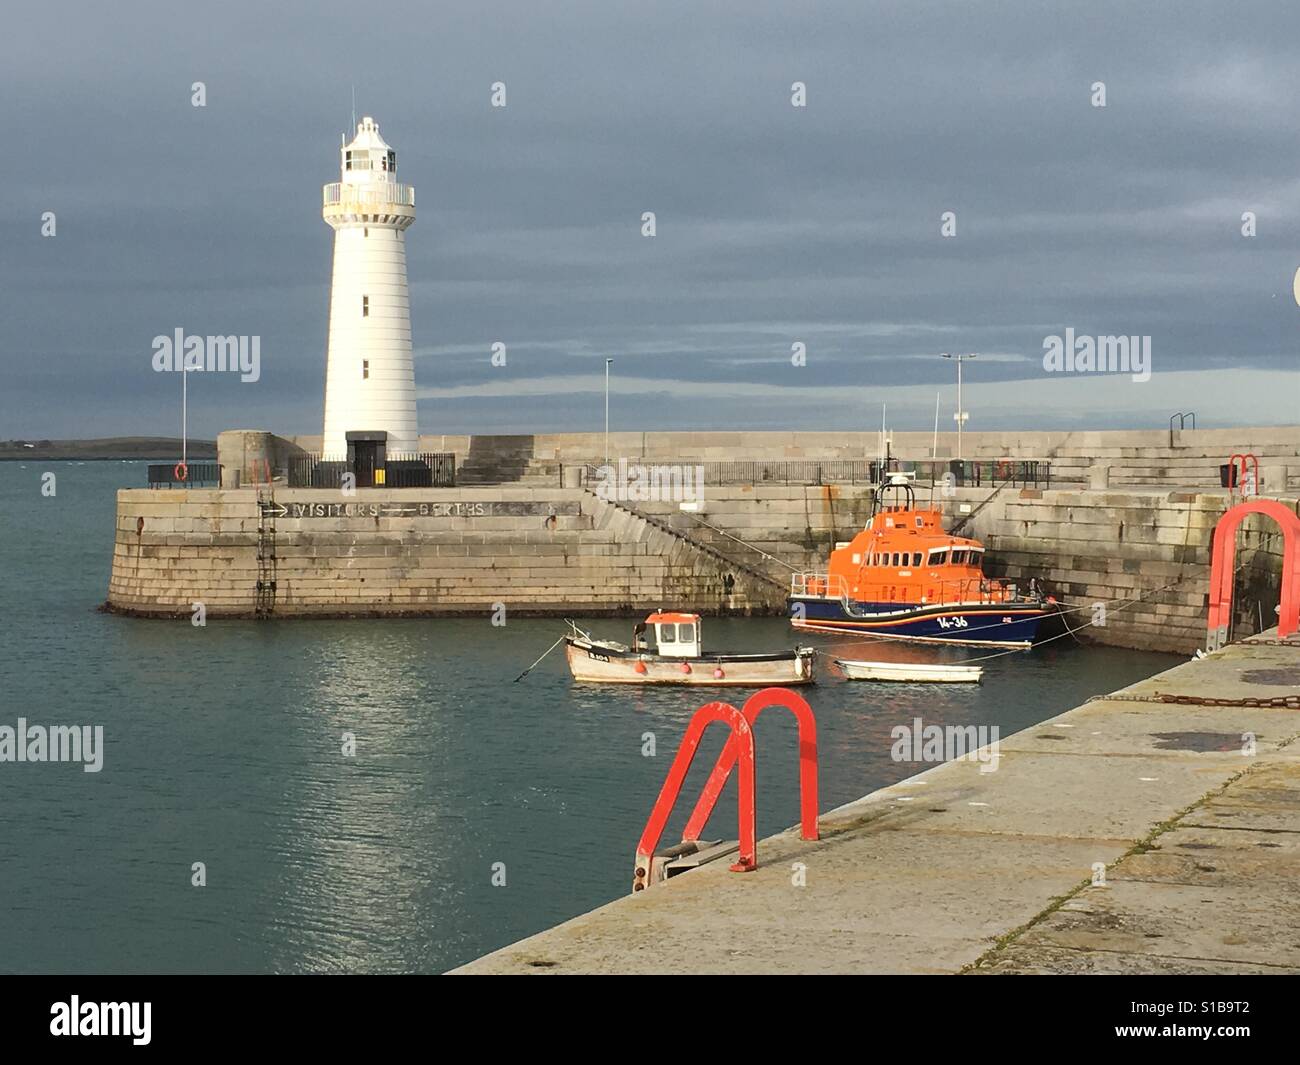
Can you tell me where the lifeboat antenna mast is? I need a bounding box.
[878,403,888,481]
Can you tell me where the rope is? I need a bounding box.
[513,633,567,682]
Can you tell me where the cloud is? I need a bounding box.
[2,0,1298,437]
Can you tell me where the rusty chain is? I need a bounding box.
[1090,692,1300,709]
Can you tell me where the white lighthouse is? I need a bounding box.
[321,116,418,455]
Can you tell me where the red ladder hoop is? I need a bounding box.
[632,688,819,892]
[1206,498,1300,650]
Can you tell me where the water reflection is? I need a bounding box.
[0,463,1182,973]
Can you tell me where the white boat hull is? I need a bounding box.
[565,640,815,686]
[837,659,983,683]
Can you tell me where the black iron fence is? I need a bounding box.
[287,452,456,488]
[902,458,1051,489]
[147,462,222,488]
[700,460,884,485]
[689,458,1050,489]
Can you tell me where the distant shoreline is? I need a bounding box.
[0,438,216,462]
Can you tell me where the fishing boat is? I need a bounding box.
[564,612,816,686]
[837,659,983,683]
[788,473,1054,648]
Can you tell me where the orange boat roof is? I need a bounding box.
[645,612,700,624]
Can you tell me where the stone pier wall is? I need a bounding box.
[105,488,783,618]
[106,482,1295,655]
[634,483,1296,654]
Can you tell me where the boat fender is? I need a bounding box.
[713,667,725,679]
[634,660,647,674]
[680,662,692,674]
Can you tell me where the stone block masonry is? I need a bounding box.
[106,481,1295,655]
[105,488,783,618]
[953,487,1295,654]
[274,426,1300,493]
[630,483,1296,655]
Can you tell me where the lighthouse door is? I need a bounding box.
[345,431,387,489]
[353,442,378,487]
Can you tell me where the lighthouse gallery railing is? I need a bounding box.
[322,182,416,208]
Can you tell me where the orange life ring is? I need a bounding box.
[174,462,188,482]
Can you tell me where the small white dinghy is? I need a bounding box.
[837,659,983,683]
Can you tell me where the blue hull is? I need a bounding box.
[788,595,1049,647]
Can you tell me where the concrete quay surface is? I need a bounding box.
[455,632,1300,974]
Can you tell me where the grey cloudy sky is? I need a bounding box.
[3,0,1298,440]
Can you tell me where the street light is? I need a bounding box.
[604,358,614,465]
[941,352,977,460]
[181,356,192,471]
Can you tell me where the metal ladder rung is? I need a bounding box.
[660,840,740,880]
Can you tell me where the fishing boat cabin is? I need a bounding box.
[633,612,701,656]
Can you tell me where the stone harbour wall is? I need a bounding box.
[105,481,1296,655]
[105,487,784,618]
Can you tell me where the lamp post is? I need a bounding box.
[604,358,613,465]
[181,358,190,470]
[941,352,976,460]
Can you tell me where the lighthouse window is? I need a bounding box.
[362,360,369,379]
[362,295,369,317]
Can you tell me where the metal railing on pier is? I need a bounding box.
[701,460,883,485]
[147,462,221,488]
[597,458,1051,489]
[287,452,455,488]
[904,459,1052,489]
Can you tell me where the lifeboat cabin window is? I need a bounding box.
[659,625,676,643]
[911,552,922,566]
[929,549,949,566]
